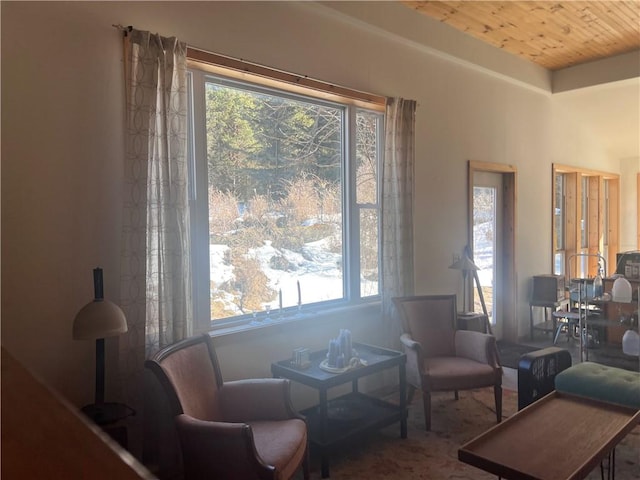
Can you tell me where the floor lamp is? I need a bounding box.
[73,268,132,425]
[449,252,479,314]
[449,247,493,335]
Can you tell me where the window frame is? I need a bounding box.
[553,171,565,276]
[552,164,619,281]
[187,50,386,332]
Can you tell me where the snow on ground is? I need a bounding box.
[209,244,234,286]
[208,219,494,315]
[253,239,343,307]
[473,220,494,286]
[209,236,347,314]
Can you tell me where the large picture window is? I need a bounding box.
[189,60,384,327]
[552,165,619,280]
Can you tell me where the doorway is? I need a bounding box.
[473,172,503,338]
[468,161,517,342]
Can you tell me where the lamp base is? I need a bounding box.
[81,402,135,426]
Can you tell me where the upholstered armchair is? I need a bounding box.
[393,295,502,431]
[145,333,309,480]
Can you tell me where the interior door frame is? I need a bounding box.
[468,161,517,342]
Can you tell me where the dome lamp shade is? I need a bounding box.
[72,268,127,405]
[73,300,127,340]
[611,276,632,303]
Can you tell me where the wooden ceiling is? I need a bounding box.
[402,1,640,70]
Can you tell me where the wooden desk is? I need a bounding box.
[458,392,639,480]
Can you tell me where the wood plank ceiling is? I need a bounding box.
[402,1,640,70]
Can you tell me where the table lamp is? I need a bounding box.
[73,268,129,421]
[611,276,632,303]
[611,276,640,357]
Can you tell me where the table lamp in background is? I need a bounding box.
[611,275,640,358]
[612,276,632,304]
[73,267,132,425]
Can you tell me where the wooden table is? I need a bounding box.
[458,391,639,480]
[272,342,406,478]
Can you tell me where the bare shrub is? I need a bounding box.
[327,231,343,255]
[274,228,305,252]
[211,297,233,318]
[246,194,270,224]
[281,174,319,224]
[360,209,378,275]
[356,160,376,205]
[210,279,236,318]
[355,111,378,205]
[228,254,274,312]
[301,223,334,243]
[241,194,279,248]
[228,226,265,251]
[209,190,239,235]
[318,179,340,219]
[485,228,494,243]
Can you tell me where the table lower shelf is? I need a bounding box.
[301,391,405,451]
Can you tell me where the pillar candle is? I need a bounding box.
[328,339,338,366]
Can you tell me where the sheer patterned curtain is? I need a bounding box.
[119,28,192,441]
[381,98,416,349]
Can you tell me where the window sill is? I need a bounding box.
[205,301,381,341]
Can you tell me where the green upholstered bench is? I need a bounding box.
[555,361,640,410]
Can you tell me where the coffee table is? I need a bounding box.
[458,391,640,480]
[271,342,407,478]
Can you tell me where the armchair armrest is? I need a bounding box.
[400,333,425,386]
[454,330,501,370]
[175,414,273,479]
[400,333,421,352]
[219,378,299,422]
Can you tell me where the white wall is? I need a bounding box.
[1,1,624,407]
[620,157,640,252]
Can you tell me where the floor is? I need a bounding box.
[501,324,640,392]
[502,366,518,391]
[521,324,639,370]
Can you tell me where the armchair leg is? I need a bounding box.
[494,384,502,423]
[302,447,310,480]
[454,390,459,401]
[422,391,432,431]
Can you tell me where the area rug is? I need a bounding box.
[302,388,640,479]
[496,341,540,369]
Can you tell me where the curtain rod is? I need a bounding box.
[112,24,132,35]
[187,47,387,107]
[111,24,395,107]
